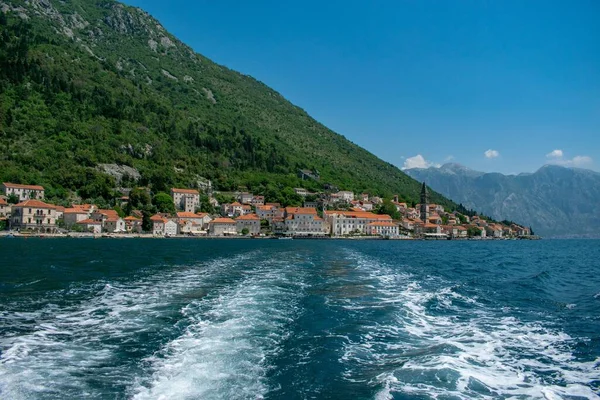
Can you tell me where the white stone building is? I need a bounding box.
[2,183,45,201]
[171,188,200,213]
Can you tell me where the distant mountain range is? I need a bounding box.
[405,164,600,238]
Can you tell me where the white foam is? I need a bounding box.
[131,260,306,400]
[340,251,600,400]
[0,252,258,399]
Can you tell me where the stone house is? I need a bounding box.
[124,216,142,233]
[366,221,399,237]
[282,207,325,236]
[236,213,260,235]
[0,197,11,217]
[63,208,91,228]
[171,188,200,213]
[324,210,393,236]
[209,218,237,236]
[11,199,57,232]
[76,219,102,234]
[2,182,44,201]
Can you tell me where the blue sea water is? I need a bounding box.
[0,238,599,399]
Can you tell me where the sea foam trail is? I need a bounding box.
[339,251,600,400]
[0,252,257,400]
[131,257,307,400]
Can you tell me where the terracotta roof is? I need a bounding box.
[424,223,439,228]
[124,216,141,221]
[171,188,199,195]
[368,221,398,227]
[236,213,260,220]
[77,218,101,225]
[286,207,317,215]
[210,217,236,224]
[72,204,93,210]
[177,212,205,219]
[13,199,56,209]
[324,211,391,220]
[230,202,242,206]
[55,206,65,212]
[64,208,88,214]
[150,214,166,222]
[0,198,8,205]
[96,209,119,219]
[2,182,44,191]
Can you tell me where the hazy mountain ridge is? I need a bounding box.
[406,164,600,238]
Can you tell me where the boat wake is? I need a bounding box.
[339,251,600,400]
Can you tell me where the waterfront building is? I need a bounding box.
[366,221,400,237]
[236,213,261,235]
[324,210,392,236]
[282,207,325,236]
[209,217,237,236]
[10,199,57,232]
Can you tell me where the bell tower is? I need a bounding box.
[420,182,429,223]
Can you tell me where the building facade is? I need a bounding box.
[2,183,45,201]
[10,199,57,232]
[171,188,200,213]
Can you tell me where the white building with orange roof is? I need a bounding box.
[281,207,325,236]
[76,219,102,234]
[236,213,261,235]
[10,199,57,232]
[209,217,237,236]
[366,221,400,237]
[124,216,143,233]
[63,207,92,228]
[176,211,211,230]
[324,210,393,236]
[171,188,200,213]
[151,214,178,236]
[2,182,44,201]
[256,204,284,222]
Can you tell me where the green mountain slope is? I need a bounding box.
[0,0,453,208]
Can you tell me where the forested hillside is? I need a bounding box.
[0,0,455,208]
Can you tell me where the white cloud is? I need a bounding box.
[546,149,563,159]
[402,154,440,170]
[484,149,500,159]
[546,151,593,168]
[444,155,455,162]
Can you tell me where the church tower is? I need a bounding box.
[420,182,429,223]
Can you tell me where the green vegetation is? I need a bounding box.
[0,3,457,210]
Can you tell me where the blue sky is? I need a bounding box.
[124,0,599,174]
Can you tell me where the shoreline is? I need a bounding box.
[0,232,541,240]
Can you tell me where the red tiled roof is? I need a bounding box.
[64,208,88,214]
[2,182,44,191]
[77,218,101,225]
[324,211,391,220]
[368,221,398,227]
[236,213,260,220]
[210,217,236,224]
[177,212,205,219]
[0,198,8,206]
[124,216,141,221]
[171,188,199,195]
[286,207,317,215]
[96,209,119,219]
[13,199,56,209]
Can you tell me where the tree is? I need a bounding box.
[376,199,400,220]
[153,192,176,214]
[126,187,152,214]
[241,227,249,235]
[467,226,482,237]
[7,193,18,204]
[114,205,125,218]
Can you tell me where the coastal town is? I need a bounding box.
[0,180,532,240]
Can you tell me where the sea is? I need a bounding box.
[0,238,598,400]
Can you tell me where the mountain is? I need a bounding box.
[405,163,600,238]
[0,0,456,208]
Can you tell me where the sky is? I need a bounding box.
[123,0,599,174]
